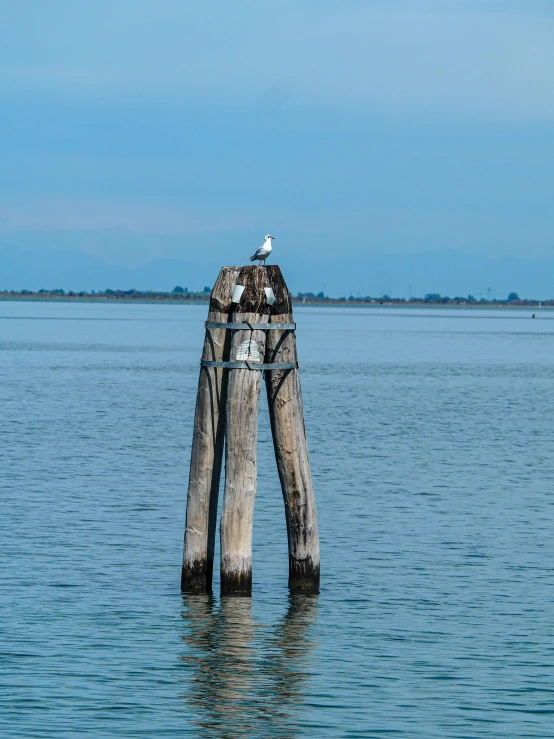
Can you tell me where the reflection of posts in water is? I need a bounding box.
[267,595,319,707]
[216,598,256,718]
[180,595,255,738]
[180,595,319,739]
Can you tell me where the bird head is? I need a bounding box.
[265,234,275,240]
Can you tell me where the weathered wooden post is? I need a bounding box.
[182,264,320,595]
[220,266,271,595]
[265,275,320,592]
[181,267,239,592]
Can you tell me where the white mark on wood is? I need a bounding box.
[236,340,260,362]
[232,284,245,303]
[264,287,276,305]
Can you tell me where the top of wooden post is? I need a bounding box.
[209,266,241,313]
[210,265,291,315]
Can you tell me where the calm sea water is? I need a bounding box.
[2,300,554,738]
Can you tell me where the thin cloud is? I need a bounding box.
[1,1,554,120]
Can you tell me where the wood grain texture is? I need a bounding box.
[181,266,239,592]
[265,293,320,592]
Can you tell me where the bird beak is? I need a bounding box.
[270,236,275,239]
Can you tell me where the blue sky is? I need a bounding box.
[1,0,554,286]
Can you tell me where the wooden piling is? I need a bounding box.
[182,263,320,595]
[264,269,320,593]
[181,266,239,592]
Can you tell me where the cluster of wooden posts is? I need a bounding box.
[181,265,320,596]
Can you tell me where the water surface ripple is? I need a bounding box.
[2,302,554,737]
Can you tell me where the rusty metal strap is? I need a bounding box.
[205,321,296,330]
[201,360,298,371]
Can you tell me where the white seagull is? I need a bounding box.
[249,234,274,266]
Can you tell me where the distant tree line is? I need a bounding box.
[0,286,213,300]
[295,290,553,306]
[1,287,552,306]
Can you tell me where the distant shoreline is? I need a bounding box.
[1,291,552,309]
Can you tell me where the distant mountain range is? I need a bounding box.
[1,245,553,300]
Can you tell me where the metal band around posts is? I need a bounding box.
[205,321,296,330]
[201,360,298,371]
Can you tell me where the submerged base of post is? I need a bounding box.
[289,557,320,593]
[181,560,214,593]
[220,566,253,597]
